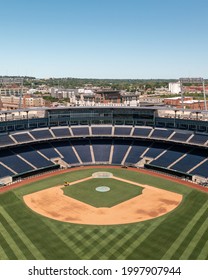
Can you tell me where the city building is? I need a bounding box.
[168,82,181,94]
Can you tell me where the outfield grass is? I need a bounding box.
[0,167,207,260]
[63,178,143,207]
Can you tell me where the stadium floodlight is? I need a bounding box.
[179,77,207,111]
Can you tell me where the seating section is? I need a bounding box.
[143,142,171,158]
[114,126,132,136]
[133,127,152,137]
[71,139,92,163]
[190,160,208,177]
[188,134,208,145]
[150,129,173,139]
[71,126,89,136]
[51,141,79,164]
[150,145,191,168]
[171,148,208,173]
[125,140,150,164]
[11,132,33,143]
[10,146,54,168]
[30,129,53,140]
[112,139,132,164]
[0,149,34,174]
[170,131,193,142]
[51,127,71,137]
[0,125,208,180]
[0,134,15,146]
[31,143,60,159]
[91,126,112,135]
[91,139,112,162]
[0,163,15,178]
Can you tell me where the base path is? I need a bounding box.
[23,176,182,225]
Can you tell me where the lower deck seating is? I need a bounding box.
[71,139,92,163]
[190,160,208,177]
[150,145,191,168]
[50,141,79,164]
[143,142,171,158]
[0,132,208,181]
[0,163,15,177]
[10,146,54,168]
[0,149,34,173]
[112,139,132,164]
[170,148,208,173]
[91,139,112,162]
[31,143,60,159]
[125,140,150,164]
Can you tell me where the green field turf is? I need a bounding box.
[63,178,143,207]
[0,167,207,260]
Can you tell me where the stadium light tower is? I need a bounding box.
[179,77,207,111]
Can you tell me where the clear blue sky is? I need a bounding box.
[0,0,208,79]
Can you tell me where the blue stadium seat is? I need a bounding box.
[150,128,173,139]
[10,146,54,168]
[51,127,71,137]
[50,141,79,164]
[190,160,208,177]
[0,134,15,146]
[11,132,33,143]
[151,145,191,168]
[32,143,60,159]
[91,139,112,162]
[143,142,171,158]
[170,131,193,142]
[91,126,112,135]
[30,129,54,140]
[0,149,34,174]
[0,163,15,178]
[71,139,92,163]
[125,140,151,164]
[133,127,152,137]
[71,126,89,136]
[188,134,208,145]
[112,139,132,164]
[171,148,208,173]
[114,126,132,136]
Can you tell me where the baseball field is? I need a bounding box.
[0,166,207,260]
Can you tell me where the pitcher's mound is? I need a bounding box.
[96,186,111,192]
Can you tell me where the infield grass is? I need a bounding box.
[63,178,143,207]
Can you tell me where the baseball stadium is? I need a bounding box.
[0,106,208,260]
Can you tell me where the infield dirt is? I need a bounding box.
[23,176,182,225]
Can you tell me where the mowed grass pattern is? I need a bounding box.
[0,168,207,260]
